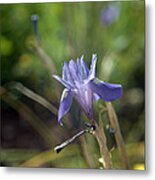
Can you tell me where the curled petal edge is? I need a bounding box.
[58,88,74,126]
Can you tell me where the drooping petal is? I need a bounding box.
[58,88,74,126]
[89,79,122,102]
[53,75,71,89]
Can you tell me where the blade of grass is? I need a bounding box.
[20,144,79,167]
[5,82,70,124]
[6,82,57,116]
[0,87,59,147]
[79,135,97,168]
[0,148,39,166]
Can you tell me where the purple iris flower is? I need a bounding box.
[53,54,122,126]
[101,4,120,26]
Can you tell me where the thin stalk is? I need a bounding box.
[54,124,95,153]
[30,14,61,99]
[33,43,61,100]
[54,129,87,153]
[94,118,113,169]
[106,102,130,169]
[80,135,96,168]
[6,82,57,116]
[20,144,79,167]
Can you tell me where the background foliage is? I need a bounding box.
[0,0,144,169]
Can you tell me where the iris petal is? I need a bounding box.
[80,55,89,78]
[58,88,74,126]
[53,54,123,126]
[88,54,97,80]
[77,58,83,81]
[53,75,71,89]
[62,62,68,81]
[62,62,74,86]
[68,60,78,81]
[89,79,122,102]
[93,93,101,102]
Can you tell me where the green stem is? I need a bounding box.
[80,136,96,168]
[30,40,61,100]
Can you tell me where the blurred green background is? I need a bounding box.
[0,1,144,169]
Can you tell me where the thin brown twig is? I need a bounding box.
[105,102,130,169]
[94,109,113,169]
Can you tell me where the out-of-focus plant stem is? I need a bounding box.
[20,144,79,168]
[5,81,70,125]
[80,136,96,168]
[6,81,57,116]
[106,102,130,169]
[0,87,59,147]
[29,39,61,100]
[34,42,57,75]
[30,14,61,100]
[63,4,76,57]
